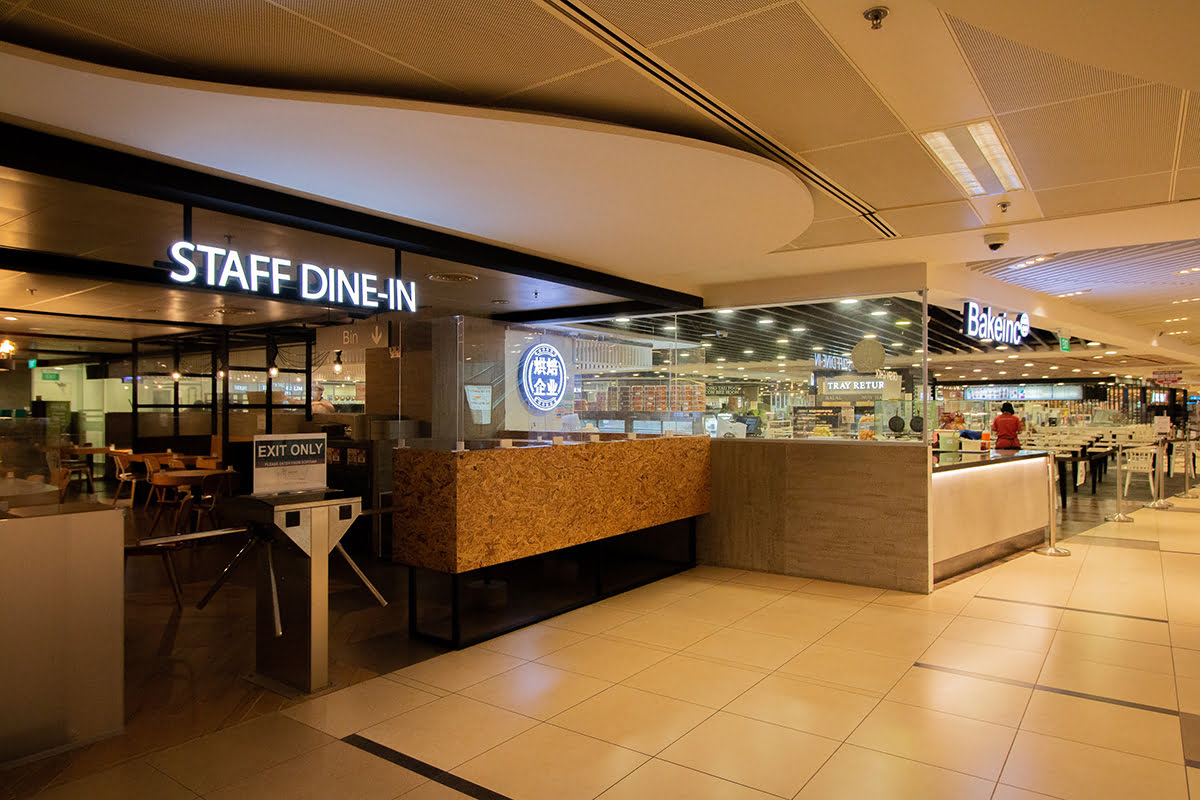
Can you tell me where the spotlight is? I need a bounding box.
[333,350,344,375]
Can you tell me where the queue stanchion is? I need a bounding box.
[1036,451,1071,556]
[1177,424,1198,500]
[1146,436,1174,510]
[1105,442,1135,523]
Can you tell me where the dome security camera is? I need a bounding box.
[984,232,1010,252]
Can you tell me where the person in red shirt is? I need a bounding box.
[992,402,1024,450]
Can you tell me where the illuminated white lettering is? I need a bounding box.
[334,268,359,305]
[196,245,226,285]
[301,263,327,300]
[360,273,378,308]
[218,249,250,290]
[270,258,291,294]
[248,253,271,291]
[168,241,197,282]
[396,280,417,313]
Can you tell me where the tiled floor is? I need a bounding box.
[19,504,1200,799]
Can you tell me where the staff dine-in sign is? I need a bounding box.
[167,241,417,312]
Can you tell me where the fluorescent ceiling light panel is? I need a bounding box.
[921,131,985,196]
[967,121,1024,192]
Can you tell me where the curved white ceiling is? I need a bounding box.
[0,45,812,291]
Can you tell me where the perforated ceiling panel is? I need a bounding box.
[801,135,963,209]
[272,0,611,100]
[1179,98,1200,170]
[9,0,455,98]
[650,3,904,153]
[498,60,748,150]
[1177,169,1200,201]
[581,0,777,46]
[1034,173,1171,219]
[947,15,1147,115]
[997,84,1182,189]
[879,201,982,238]
[772,216,881,251]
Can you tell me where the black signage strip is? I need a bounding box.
[0,122,703,311]
[0,303,226,330]
[492,300,670,324]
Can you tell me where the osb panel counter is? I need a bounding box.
[393,436,710,573]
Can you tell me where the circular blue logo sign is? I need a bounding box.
[519,343,567,412]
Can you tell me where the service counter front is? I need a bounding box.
[392,435,710,646]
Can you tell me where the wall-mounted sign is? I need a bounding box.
[315,319,390,351]
[1152,369,1183,385]
[252,433,327,495]
[167,241,417,312]
[818,372,901,400]
[962,301,1030,346]
[519,343,567,412]
[814,353,854,371]
[964,384,1083,401]
[465,384,493,425]
[1059,336,1071,353]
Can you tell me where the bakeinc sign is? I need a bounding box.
[962,301,1030,347]
[167,241,417,312]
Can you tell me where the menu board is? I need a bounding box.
[792,407,842,432]
[964,384,1083,401]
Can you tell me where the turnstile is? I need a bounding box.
[207,491,385,693]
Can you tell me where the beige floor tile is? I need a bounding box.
[476,623,589,660]
[794,743,994,800]
[1000,730,1188,800]
[939,615,1056,654]
[648,574,723,596]
[389,647,525,692]
[728,571,814,591]
[399,782,473,799]
[816,620,939,661]
[607,610,723,647]
[1175,647,1200,678]
[1020,689,1183,763]
[542,604,642,635]
[31,760,196,800]
[1038,652,1178,710]
[1189,766,1200,800]
[695,582,791,607]
[659,712,838,798]
[1058,609,1170,645]
[460,661,610,720]
[1049,629,1174,674]
[204,740,425,800]
[1175,675,1200,713]
[992,784,1066,800]
[145,714,333,795]
[282,676,439,738]
[960,597,1063,629]
[921,637,1045,684]
[683,626,807,670]
[847,700,1016,780]
[767,592,869,621]
[385,675,451,697]
[797,579,886,602]
[536,635,671,682]
[549,684,713,755]
[1172,622,1200,652]
[731,606,841,642]
[658,594,760,626]
[359,694,537,770]
[683,566,747,581]
[454,723,647,800]
[622,653,764,708]
[886,666,1032,728]
[779,643,913,694]
[599,584,692,613]
[724,673,878,740]
[848,604,955,637]
[873,589,973,615]
[596,758,777,800]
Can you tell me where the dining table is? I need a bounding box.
[127,452,201,466]
[148,469,236,533]
[0,477,61,509]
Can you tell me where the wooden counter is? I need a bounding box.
[392,436,710,573]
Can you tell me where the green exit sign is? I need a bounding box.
[26,358,36,369]
[41,372,59,381]
[1059,337,1071,352]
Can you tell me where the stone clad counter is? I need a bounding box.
[392,435,710,573]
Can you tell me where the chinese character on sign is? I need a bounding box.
[520,343,568,412]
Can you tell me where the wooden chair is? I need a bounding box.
[143,455,167,509]
[193,471,239,531]
[60,443,95,494]
[111,451,140,506]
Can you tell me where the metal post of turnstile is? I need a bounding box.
[1037,452,1071,556]
[1105,442,1135,523]
[1177,424,1198,499]
[1146,437,1174,509]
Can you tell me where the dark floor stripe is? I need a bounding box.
[1187,758,1200,770]
[1160,549,1200,556]
[1065,534,1160,551]
[974,594,1168,624]
[344,734,514,800]
[1180,713,1200,764]
[912,663,1179,717]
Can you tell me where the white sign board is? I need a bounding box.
[1153,369,1183,385]
[1155,415,1172,435]
[465,384,492,425]
[252,433,327,495]
[316,319,390,351]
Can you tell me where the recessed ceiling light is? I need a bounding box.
[1042,375,1049,378]
[791,327,806,333]
[892,341,903,346]
[921,131,985,195]
[776,338,788,344]
[979,338,992,343]
[870,310,887,316]
[996,345,1008,350]
[1072,368,1081,372]
[911,363,920,367]
[1024,362,1034,366]
[737,367,745,370]
[896,320,912,326]
[998,371,1007,375]
[1021,373,1029,377]
[1086,341,1101,346]
[812,346,824,351]
[1092,371,1100,374]
[701,343,712,348]
[914,349,924,354]
[863,334,877,339]
[743,349,754,354]
[968,120,1024,191]
[758,318,774,325]
[716,357,726,362]
[1093,355,1102,359]
[973,369,982,373]
[3,316,15,321]
[839,299,859,305]
[1057,290,1091,298]
[614,317,630,323]
[1105,350,1116,354]
[777,355,786,360]
[716,309,734,314]
[1049,366,1059,370]
[662,325,676,331]
[994,359,1005,363]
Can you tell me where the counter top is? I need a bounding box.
[933,449,1050,473]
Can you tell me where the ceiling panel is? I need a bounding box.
[1180,100,1200,169]
[497,60,749,150]
[581,0,779,47]
[807,184,857,222]
[1176,169,1200,201]
[772,216,882,252]
[1035,173,1171,219]
[880,201,983,238]
[947,15,1147,115]
[274,0,610,100]
[801,135,965,209]
[997,84,1182,189]
[11,0,453,98]
[651,3,904,153]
